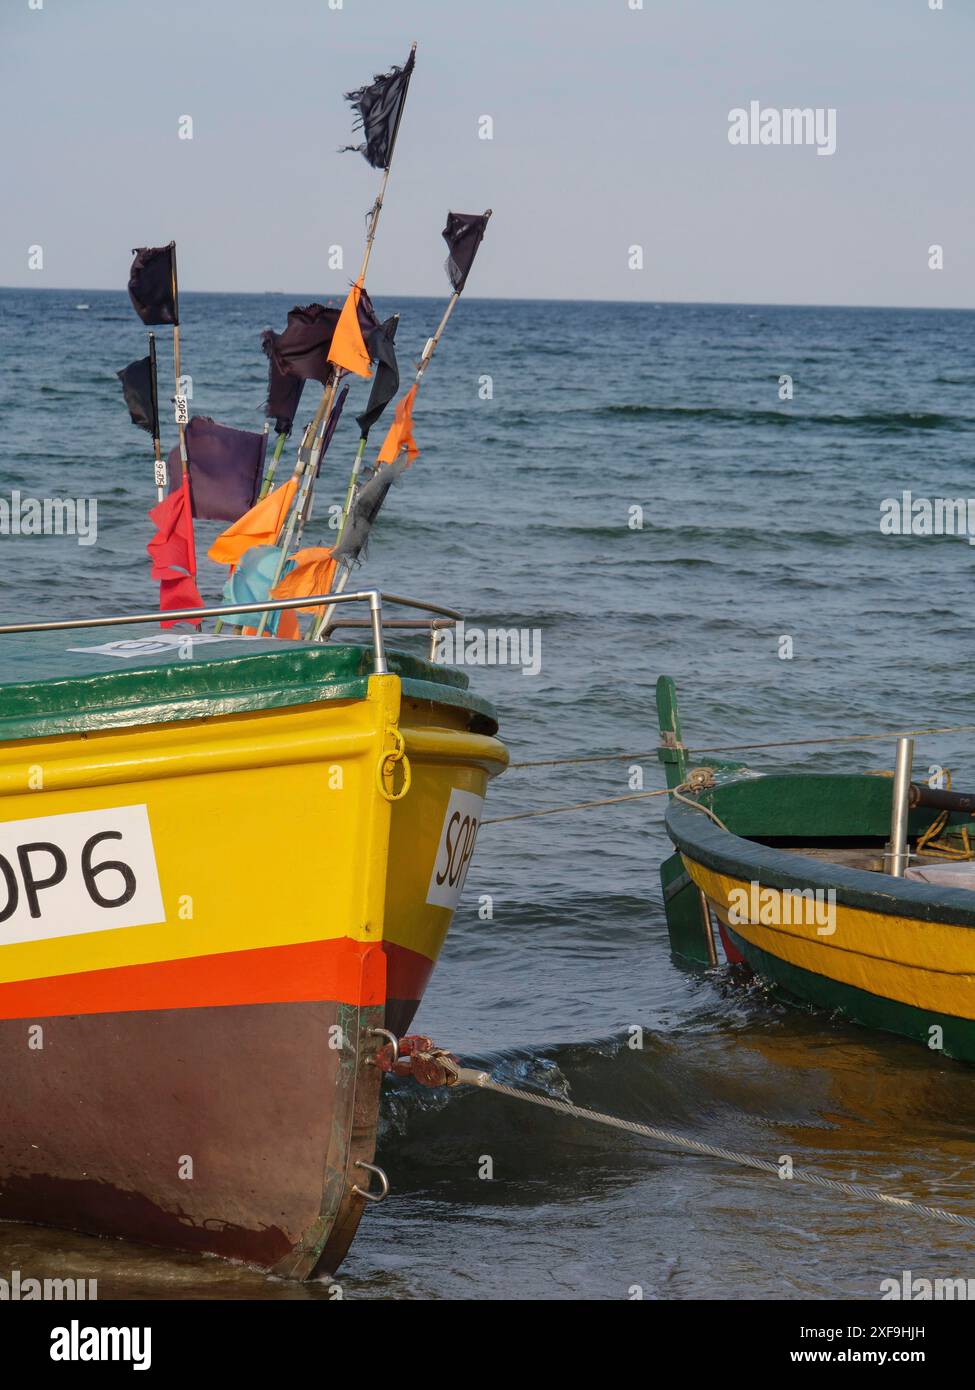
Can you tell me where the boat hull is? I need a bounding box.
[0,660,507,1275]
[665,775,975,1065]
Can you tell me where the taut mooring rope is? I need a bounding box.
[508,721,975,771]
[456,1068,975,1233]
[482,787,669,825]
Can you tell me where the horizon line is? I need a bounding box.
[1,285,974,314]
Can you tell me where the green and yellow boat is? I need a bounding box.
[657,676,975,1065]
[0,592,506,1278]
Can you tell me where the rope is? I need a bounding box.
[483,770,719,828]
[456,1067,975,1233]
[507,721,975,771]
[482,788,669,825]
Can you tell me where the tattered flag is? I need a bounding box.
[262,341,306,437]
[262,304,341,386]
[128,243,179,325]
[442,212,490,294]
[271,546,338,620]
[356,316,400,438]
[341,50,416,170]
[333,457,409,566]
[377,384,419,464]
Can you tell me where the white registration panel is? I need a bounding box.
[0,805,165,946]
[426,789,484,911]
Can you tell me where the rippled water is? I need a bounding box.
[1,290,974,1299]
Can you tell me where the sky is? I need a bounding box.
[1,0,972,307]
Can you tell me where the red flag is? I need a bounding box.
[147,476,203,627]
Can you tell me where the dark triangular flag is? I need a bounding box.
[165,417,267,522]
[128,243,178,325]
[262,304,340,386]
[442,212,490,294]
[332,457,409,565]
[341,50,416,170]
[356,316,400,439]
[116,356,158,437]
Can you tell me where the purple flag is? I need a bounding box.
[167,416,267,522]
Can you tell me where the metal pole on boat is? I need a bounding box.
[884,736,915,877]
[369,591,388,675]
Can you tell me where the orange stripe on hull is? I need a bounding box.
[0,937,435,1020]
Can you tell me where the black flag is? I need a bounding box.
[116,355,159,437]
[341,50,416,170]
[128,243,179,325]
[333,458,409,565]
[356,316,400,438]
[261,332,306,436]
[262,304,340,386]
[442,211,491,294]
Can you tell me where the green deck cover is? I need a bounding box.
[0,629,498,743]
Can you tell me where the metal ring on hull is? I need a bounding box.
[351,1161,390,1204]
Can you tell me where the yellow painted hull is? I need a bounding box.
[0,666,506,1274]
[685,858,975,1023]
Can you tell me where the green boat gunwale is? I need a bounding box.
[665,777,975,931]
[0,640,500,742]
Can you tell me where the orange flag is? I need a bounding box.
[271,547,338,619]
[328,279,372,379]
[377,384,420,464]
[207,478,298,566]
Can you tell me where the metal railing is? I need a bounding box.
[0,589,463,678]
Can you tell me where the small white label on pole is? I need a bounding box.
[426,789,484,910]
[0,804,165,947]
[173,395,189,425]
[153,460,167,487]
[422,338,435,362]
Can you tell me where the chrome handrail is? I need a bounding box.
[0,590,464,679]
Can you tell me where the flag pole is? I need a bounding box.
[252,384,339,638]
[308,207,489,648]
[311,293,460,631]
[299,39,417,477]
[259,430,288,500]
[316,42,418,546]
[258,43,419,639]
[148,332,165,503]
[169,245,188,482]
[308,294,460,641]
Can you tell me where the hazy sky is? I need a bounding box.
[1,0,972,307]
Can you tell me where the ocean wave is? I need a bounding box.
[598,404,968,432]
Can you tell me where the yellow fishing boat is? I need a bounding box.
[0,591,507,1278]
[657,676,975,1065]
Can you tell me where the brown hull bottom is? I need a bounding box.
[0,997,395,1279]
